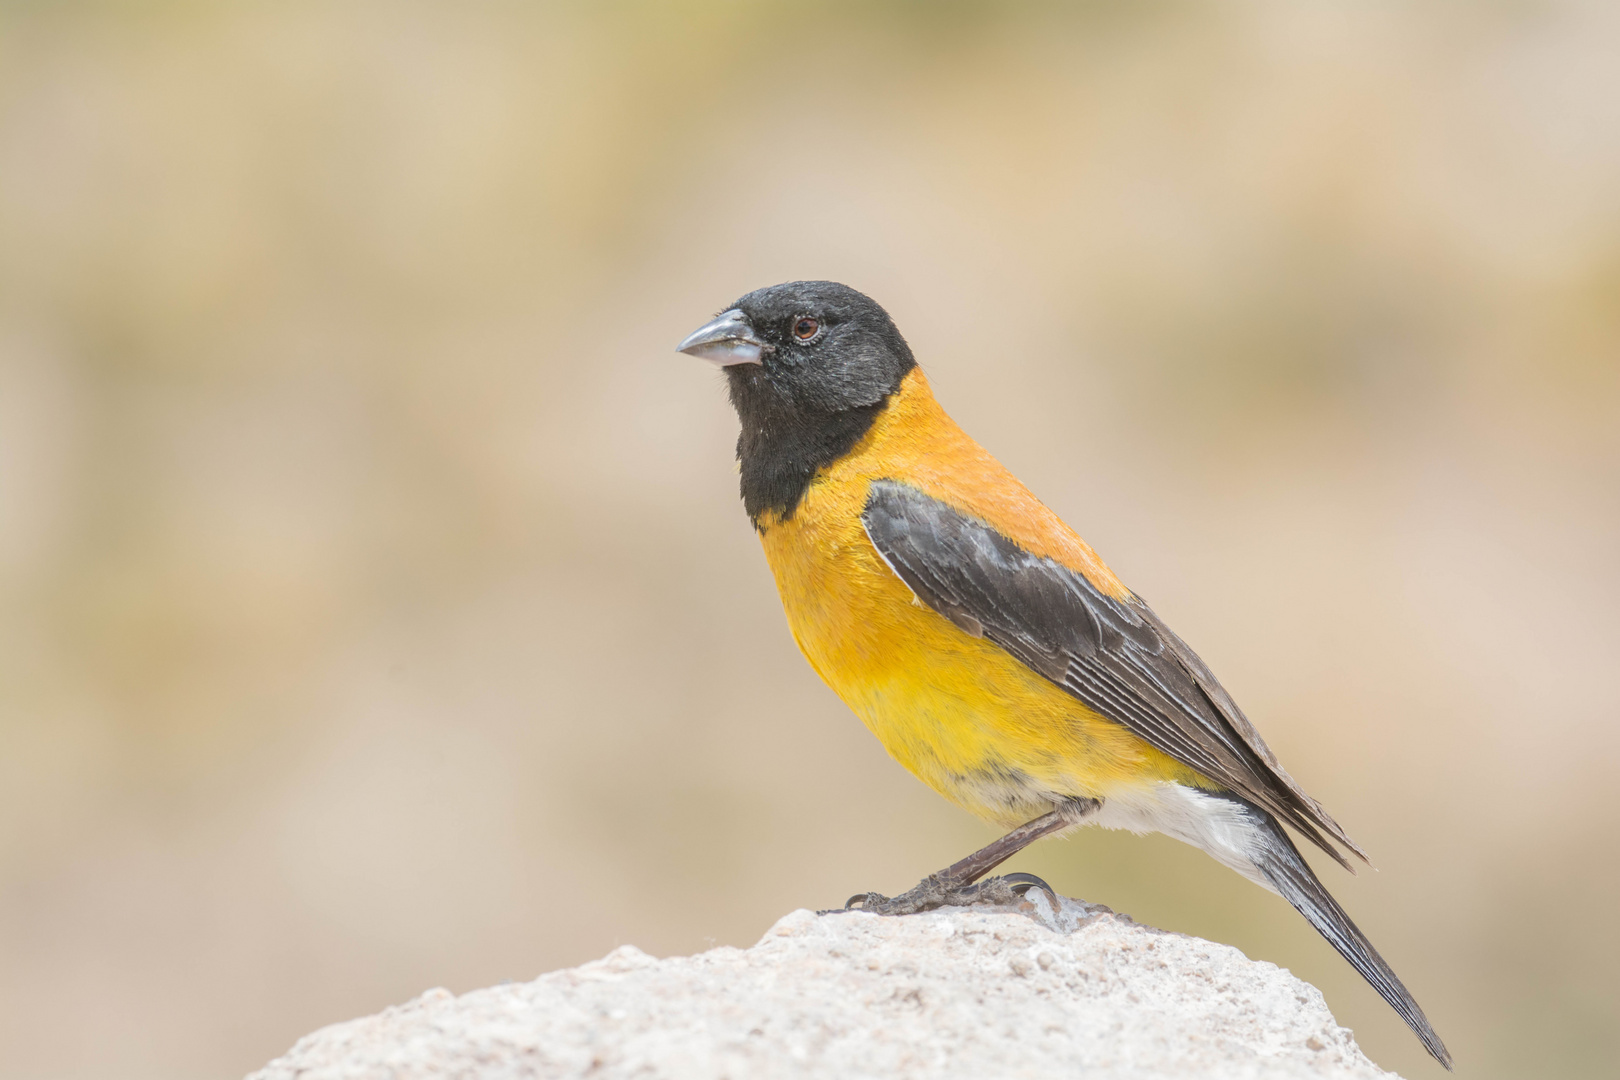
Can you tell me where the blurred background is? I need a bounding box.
[0,1,1616,1077]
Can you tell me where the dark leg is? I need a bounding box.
[832,799,1098,917]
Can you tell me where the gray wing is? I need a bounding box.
[861,478,1366,868]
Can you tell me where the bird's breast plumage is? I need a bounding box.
[754,369,1204,823]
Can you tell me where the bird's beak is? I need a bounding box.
[676,309,765,367]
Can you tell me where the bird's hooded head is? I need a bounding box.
[677,280,916,526]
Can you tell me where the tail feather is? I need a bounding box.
[1244,804,1453,1071]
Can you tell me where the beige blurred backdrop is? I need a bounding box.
[1,1,1617,1077]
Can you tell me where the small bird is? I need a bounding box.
[677,280,1451,1069]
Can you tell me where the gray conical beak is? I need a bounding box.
[676,309,765,367]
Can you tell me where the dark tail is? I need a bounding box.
[1244,803,1453,1070]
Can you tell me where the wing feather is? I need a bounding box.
[862,479,1365,868]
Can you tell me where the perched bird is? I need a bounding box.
[677,280,1451,1069]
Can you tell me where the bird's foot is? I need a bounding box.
[824,871,1058,916]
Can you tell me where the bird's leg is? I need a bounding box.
[832,800,1098,917]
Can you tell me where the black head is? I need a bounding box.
[677,281,916,525]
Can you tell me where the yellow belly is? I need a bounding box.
[758,473,1207,827]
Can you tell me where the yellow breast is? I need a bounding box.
[754,370,1204,825]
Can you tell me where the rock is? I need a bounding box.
[247,893,1394,1079]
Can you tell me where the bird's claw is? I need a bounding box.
[998,871,1059,908]
[821,871,1059,917]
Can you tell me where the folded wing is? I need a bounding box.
[860,478,1367,869]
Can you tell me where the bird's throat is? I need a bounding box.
[728,367,890,528]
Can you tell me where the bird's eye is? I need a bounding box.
[792,316,820,341]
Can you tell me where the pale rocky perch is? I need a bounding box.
[247,894,1397,1079]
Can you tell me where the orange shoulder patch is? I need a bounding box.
[830,368,1134,602]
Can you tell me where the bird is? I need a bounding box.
[676,279,1452,1069]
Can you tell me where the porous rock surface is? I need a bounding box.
[248,894,1394,1079]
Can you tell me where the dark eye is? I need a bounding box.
[792,316,820,341]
